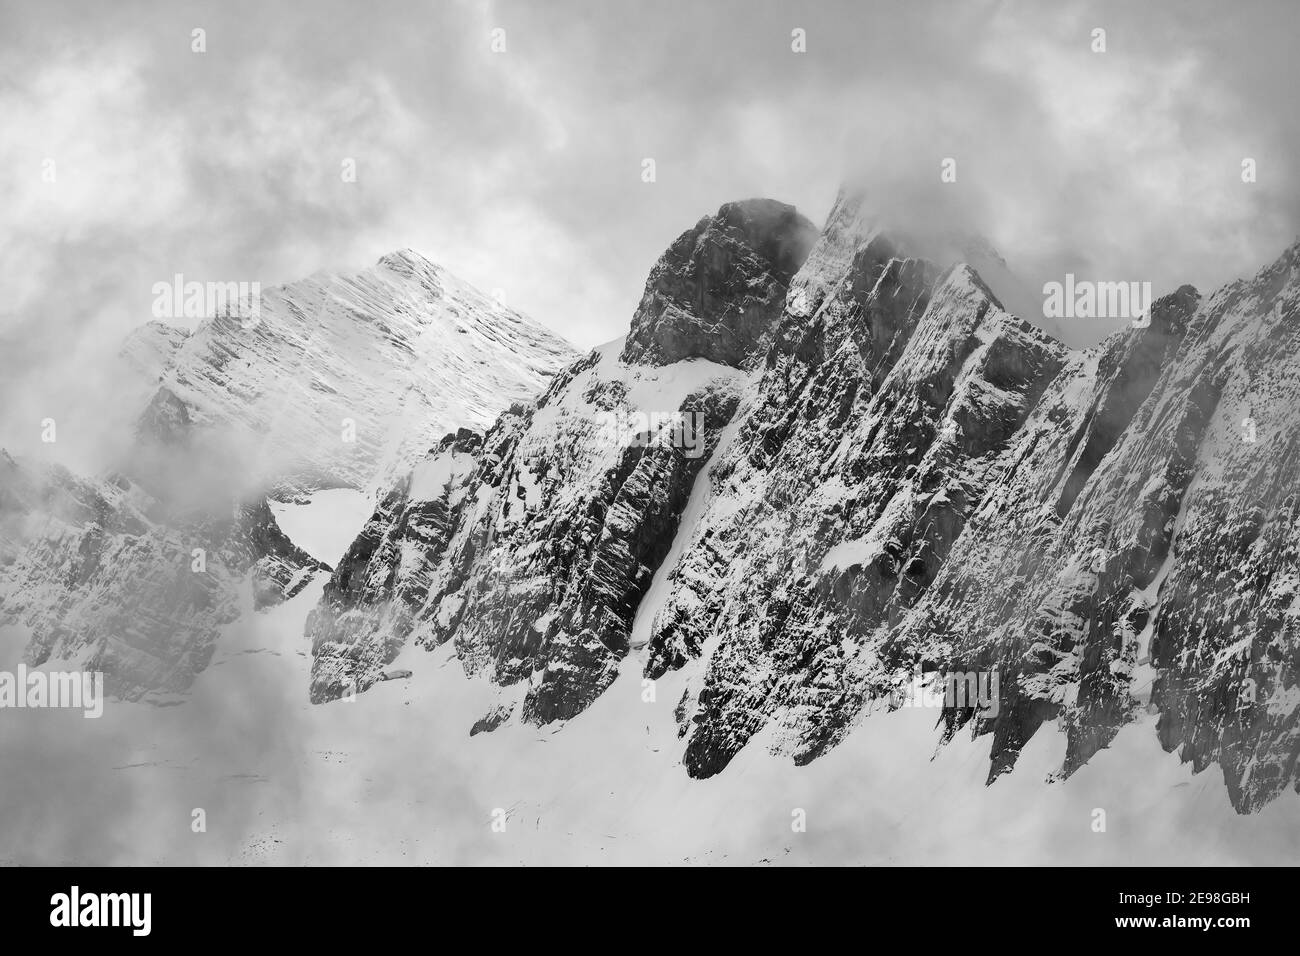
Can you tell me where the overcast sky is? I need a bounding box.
[3,0,1299,468]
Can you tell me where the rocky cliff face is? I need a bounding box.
[306,350,745,714]
[306,203,826,709]
[645,227,1071,777]
[621,199,818,369]
[0,251,576,700]
[308,192,1300,814]
[0,453,325,698]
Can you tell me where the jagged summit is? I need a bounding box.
[620,198,818,368]
[791,186,1043,333]
[374,246,445,282]
[622,187,1050,373]
[938,261,1005,311]
[377,246,427,265]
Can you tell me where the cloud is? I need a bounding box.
[2,0,1298,473]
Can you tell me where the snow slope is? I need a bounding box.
[130,248,577,498]
[3,491,1298,866]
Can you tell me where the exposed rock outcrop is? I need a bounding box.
[299,194,1300,814]
[0,454,325,699]
[621,199,818,369]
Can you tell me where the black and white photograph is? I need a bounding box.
[0,0,1295,922]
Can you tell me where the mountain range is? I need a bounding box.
[306,191,1300,814]
[4,189,1298,816]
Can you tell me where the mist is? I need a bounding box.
[5,0,1300,482]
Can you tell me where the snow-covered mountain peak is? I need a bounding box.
[1,250,579,703]
[375,246,431,270]
[129,251,578,500]
[120,320,191,382]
